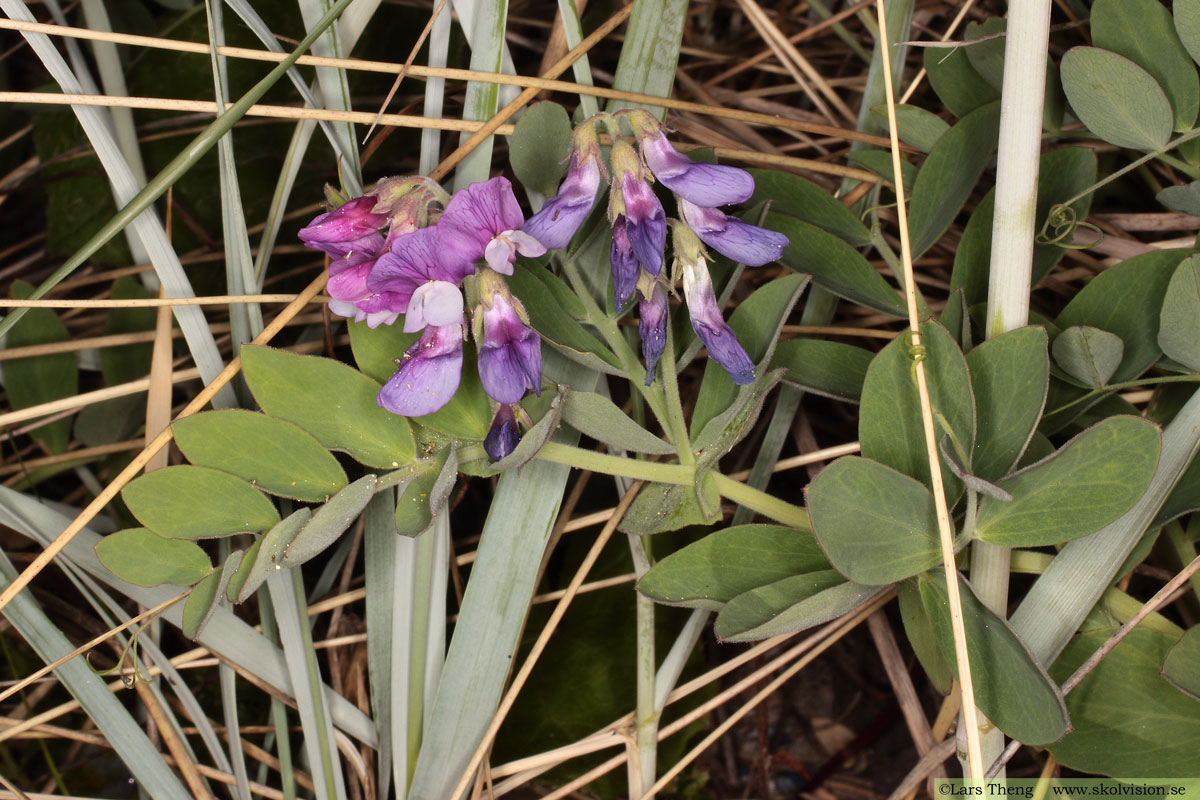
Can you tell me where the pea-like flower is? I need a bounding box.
[674,223,755,385]
[484,404,521,461]
[297,196,387,259]
[630,111,755,208]
[523,124,603,250]
[678,198,789,267]
[474,269,543,405]
[377,323,465,416]
[439,177,546,275]
[609,141,667,278]
[638,279,668,385]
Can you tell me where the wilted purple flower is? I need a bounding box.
[368,226,477,313]
[629,117,754,208]
[523,125,603,250]
[439,177,546,275]
[473,270,543,405]
[378,324,465,416]
[638,281,668,385]
[484,405,521,461]
[675,223,755,385]
[678,198,789,267]
[610,222,639,309]
[298,196,387,259]
[609,142,667,277]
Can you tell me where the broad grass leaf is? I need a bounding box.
[921,571,1069,745]
[509,101,572,197]
[859,320,975,497]
[747,169,871,246]
[1050,627,1200,776]
[714,573,877,642]
[282,475,377,566]
[847,150,917,191]
[173,409,348,502]
[1052,326,1125,388]
[768,212,906,317]
[637,524,829,609]
[95,528,213,587]
[908,101,1000,259]
[1162,626,1200,700]
[869,103,950,153]
[967,327,1049,482]
[560,390,676,455]
[123,465,279,538]
[1060,47,1173,151]
[1092,0,1199,131]
[976,416,1161,547]
[923,46,999,118]
[770,338,873,403]
[241,344,417,467]
[806,456,941,585]
[6,281,77,453]
[1158,255,1200,371]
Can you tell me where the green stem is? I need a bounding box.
[661,320,695,466]
[1056,128,1200,214]
[710,472,811,532]
[1046,374,1200,418]
[626,533,658,796]
[0,0,358,339]
[536,441,693,484]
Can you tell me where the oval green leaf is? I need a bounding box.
[806,456,941,585]
[870,103,951,153]
[923,46,999,118]
[6,281,77,453]
[1162,625,1200,700]
[123,465,279,539]
[560,390,677,455]
[282,475,377,567]
[921,571,1069,745]
[1052,326,1125,388]
[95,528,213,588]
[771,338,872,403]
[1158,254,1200,371]
[1176,0,1200,67]
[509,101,572,197]
[1092,0,1199,131]
[967,327,1050,482]
[173,409,348,502]
[181,563,227,640]
[1060,47,1173,151]
[714,573,877,643]
[637,524,830,609]
[975,416,1161,547]
[747,169,871,245]
[234,509,312,603]
[241,344,417,467]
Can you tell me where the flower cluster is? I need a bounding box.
[524,109,789,385]
[299,176,546,460]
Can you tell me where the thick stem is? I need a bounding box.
[661,320,695,467]
[626,534,658,797]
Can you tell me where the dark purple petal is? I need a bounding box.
[679,199,789,267]
[622,174,666,274]
[299,197,387,250]
[638,284,668,385]
[326,261,372,302]
[368,226,477,304]
[484,405,521,461]
[440,177,526,255]
[477,294,542,404]
[522,153,602,249]
[610,219,639,308]
[378,324,464,416]
[641,133,754,207]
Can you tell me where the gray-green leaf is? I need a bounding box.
[123,465,280,539]
[282,475,378,567]
[967,327,1049,482]
[1060,47,1173,151]
[560,390,676,455]
[1158,255,1200,371]
[1052,326,1126,388]
[714,574,878,642]
[95,528,213,588]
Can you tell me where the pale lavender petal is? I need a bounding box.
[508,229,546,258]
[682,260,754,384]
[484,237,518,275]
[622,174,666,275]
[679,198,789,267]
[403,281,465,332]
[641,133,754,207]
[378,324,464,416]
[522,153,602,249]
[327,298,361,320]
[364,310,400,329]
[485,405,521,461]
[610,220,639,308]
[440,176,526,251]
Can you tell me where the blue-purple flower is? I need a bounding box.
[675,223,755,385]
[609,142,667,278]
[523,125,603,249]
[439,177,546,275]
[474,269,543,405]
[484,404,521,461]
[638,280,668,385]
[678,198,789,267]
[632,114,754,208]
[377,323,465,416]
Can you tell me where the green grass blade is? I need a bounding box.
[420,1,453,176]
[254,119,318,286]
[296,0,362,195]
[555,0,599,118]
[608,0,688,117]
[364,491,400,798]
[453,0,511,189]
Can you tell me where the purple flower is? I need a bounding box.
[617,172,667,276]
[638,282,668,385]
[378,324,465,416]
[298,196,387,259]
[484,405,521,461]
[523,142,603,250]
[402,280,465,333]
[474,273,543,405]
[368,226,477,313]
[610,221,639,308]
[439,177,546,274]
[640,131,755,208]
[675,224,755,385]
[678,198,789,267]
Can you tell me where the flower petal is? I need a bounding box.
[641,133,754,207]
[298,196,386,246]
[522,154,602,249]
[679,199,788,267]
[639,284,668,385]
[377,324,464,416]
[403,281,465,332]
[621,174,666,274]
[441,176,526,249]
[369,226,476,299]
[682,259,755,384]
[484,405,521,461]
[610,220,640,308]
[477,293,542,404]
